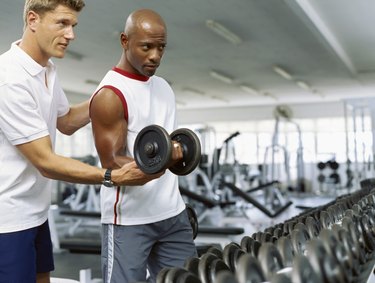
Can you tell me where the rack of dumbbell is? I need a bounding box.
[156,179,375,283]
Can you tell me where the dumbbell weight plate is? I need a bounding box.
[240,236,261,257]
[331,227,361,276]
[359,214,375,251]
[214,271,238,283]
[236,253,266,283]
[184,256,200,277]
[173,272,201,283]
[208,258,231,283]
[337,227,366,266]
[317,161,326,170]
[222,242,242,272]
[156,267,171,283]
[206,246,223,259]
[257,242,285,278]
[319,210,332,229]
[291,255,322,283]
[290,227,310,255]
[134,125,172,174]
[341,216,368,254]
[273,227,284,238]
[198,253,219,283]
[319,228,353,281]
[164,267,202,283]
[185,204,198,240]
[306,238,347,283]
[169,128,201,176]
[276,236,295,267]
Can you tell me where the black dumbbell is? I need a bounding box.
[185,203,198,240]
[133,125,201,175]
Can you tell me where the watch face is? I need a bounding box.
[103,169,113,187]
[103,180,113,187]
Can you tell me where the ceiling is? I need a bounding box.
[2,0,375,123]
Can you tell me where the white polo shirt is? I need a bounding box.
[0,41,70,233]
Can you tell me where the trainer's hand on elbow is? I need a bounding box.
[114,161,164,186]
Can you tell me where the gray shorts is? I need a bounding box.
[101,209,197,283]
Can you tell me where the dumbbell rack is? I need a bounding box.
[156,179,375,283]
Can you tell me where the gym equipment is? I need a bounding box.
[206,246,223,259]
[257,242,285,278]
[222,242,244,272]
[179,185,245,238]
[163,267,201,283]
[154,179,375,283]
[316,159,342,194]
[186,203,199,239]
[134,125,201,175]
[198,253,230,283]
[239,236,261,257]
[290,225,310,255]
[264,105,306,192]
[306,238,349,283]
[214,271,239,283]
[235,253,266,283]
[344,98,375,190]
[220,181,292,218]
[291,255,322,283]
[204,129,293,219]
[275,236,295,267]
[184,257,200,277]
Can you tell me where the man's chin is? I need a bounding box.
[144,70,156,77]
[53,51,66,59]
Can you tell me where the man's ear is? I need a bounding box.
[120,32,129,50]
[27,11,39,32]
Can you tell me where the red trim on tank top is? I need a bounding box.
[89,85,128,122]
[112,67,149,82]
[113,186,121,225]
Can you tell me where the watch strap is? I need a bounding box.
[103,168,114,187]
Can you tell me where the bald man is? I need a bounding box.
[89,9,197,283]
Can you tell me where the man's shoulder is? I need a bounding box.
[152,75,172,87]
[0,50,14,85]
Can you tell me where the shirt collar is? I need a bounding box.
[112,67,150,82]
[11,40,56,77]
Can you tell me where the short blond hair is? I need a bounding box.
[23,0,85,28]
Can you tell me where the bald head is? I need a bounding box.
[118,9,167,77]
[124,9,166,37]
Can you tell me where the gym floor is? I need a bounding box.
[52,252,101,281]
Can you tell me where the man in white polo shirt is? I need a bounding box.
[0,1,162,282]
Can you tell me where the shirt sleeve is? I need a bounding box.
[0,83,49,145]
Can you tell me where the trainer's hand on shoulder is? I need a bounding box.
[113,161,164,186]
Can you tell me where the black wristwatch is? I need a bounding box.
[102,168,114,187]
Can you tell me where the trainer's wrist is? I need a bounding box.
[102,168,114,187]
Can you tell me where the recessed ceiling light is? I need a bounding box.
[296,80,311,91]
[182,87,205,95]
[239,84,258,95]
[206,19,242,45]
[209,70,234,84]
[273,65,293,80]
